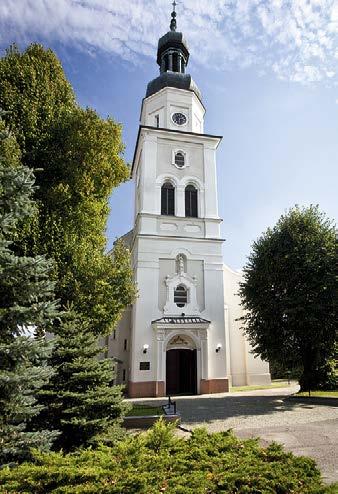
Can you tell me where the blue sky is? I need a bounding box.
[1,0,337,269]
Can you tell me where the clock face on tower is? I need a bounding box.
[172,112,187,126]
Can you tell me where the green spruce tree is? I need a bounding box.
[0,120,59,464]
[37,312,130,452]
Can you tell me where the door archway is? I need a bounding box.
[165,335,197,395]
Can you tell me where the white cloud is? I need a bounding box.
[0,0,337,84]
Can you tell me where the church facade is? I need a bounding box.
[108,7,270,398]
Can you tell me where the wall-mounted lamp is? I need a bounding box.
[216,343,222,353]
[143,344,149,354]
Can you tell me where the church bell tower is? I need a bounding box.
[127,3,231,397]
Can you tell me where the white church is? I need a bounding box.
[108,6,270,398]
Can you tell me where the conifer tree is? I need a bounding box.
[36,312,130,452]
[0,121,59,464]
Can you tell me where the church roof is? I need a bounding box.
[152,316,210,325]
[146,72,202,101]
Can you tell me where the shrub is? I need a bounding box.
[0,419,335,493]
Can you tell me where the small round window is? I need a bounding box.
[174,285,188,308]
[175,152,185,168]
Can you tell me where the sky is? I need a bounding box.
[0,0,337,269]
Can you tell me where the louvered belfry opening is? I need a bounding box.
[174,285,188,307]
[161,181,175,215]
[185,185,198,217]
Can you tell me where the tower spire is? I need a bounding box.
[146,1,202,102]
[170,1,177,32]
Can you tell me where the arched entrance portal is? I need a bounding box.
[166,335,197,395]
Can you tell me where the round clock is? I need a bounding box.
[172,112,187,126]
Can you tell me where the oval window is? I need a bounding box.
[175,151,185,168]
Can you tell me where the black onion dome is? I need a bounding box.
[146,72,202,101]
[146,4,202,102]
[157,31,189,66]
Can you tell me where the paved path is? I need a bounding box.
[128,385,338,484]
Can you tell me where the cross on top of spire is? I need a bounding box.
[170,1,177,31]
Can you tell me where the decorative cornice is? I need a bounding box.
[131,125,223,176]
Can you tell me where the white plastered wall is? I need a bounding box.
[132,129,222,241]
[128,236,228,387]
[141,87,205,133]
[107,307,131,385]
[223,264,270,386]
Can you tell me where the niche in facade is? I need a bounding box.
[164,254,199,315]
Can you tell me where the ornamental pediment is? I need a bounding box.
[163,254,200,315]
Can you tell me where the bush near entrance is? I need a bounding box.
[0,420,336,494]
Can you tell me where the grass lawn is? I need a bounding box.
[296,390,338,398]
[126,404,164,417]
[230,380,291,392]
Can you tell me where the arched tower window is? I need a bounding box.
[161,182,175,216]
[174,285,188,307]
[174,151,185,168]
[185,185,198,218]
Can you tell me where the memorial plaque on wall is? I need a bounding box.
[140,361,150,371]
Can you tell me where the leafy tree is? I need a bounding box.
[0,121,59,464]
[35,312,130,452]
[239,206,337,391]
[0,45,75,164]
[0,44,136,334]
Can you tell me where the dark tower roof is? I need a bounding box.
[146,72,202,101]
[146,2,202,102]
[156,31,189,66]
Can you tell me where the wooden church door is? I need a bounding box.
[166,348,197,395]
